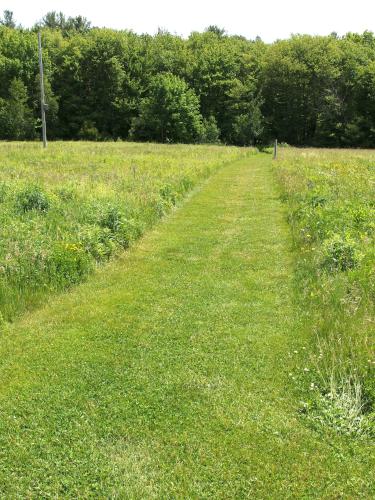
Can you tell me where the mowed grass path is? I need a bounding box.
[0,156,373,497]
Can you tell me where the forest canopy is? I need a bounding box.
[1,10,375,146]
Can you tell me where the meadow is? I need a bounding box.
[0,141,251,321]
[275,148,375,435]
[0,143,374,496]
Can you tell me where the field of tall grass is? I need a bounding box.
[276,148,375,436]
[0,141,251,321]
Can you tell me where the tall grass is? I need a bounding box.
[275,148,375,435]
[0,141,252,321]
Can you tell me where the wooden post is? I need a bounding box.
[38,32,47,148]
[273,139,278,160]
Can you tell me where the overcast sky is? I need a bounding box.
[3,0,375,42]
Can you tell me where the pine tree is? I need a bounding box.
[0,10,16,28]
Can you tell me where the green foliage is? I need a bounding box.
[98,204,124,232]
[78,224,118,261]
[0,10,16,28]
[160,183,179,205]
[2,22,375,145]
[39,11,67,30]
[321,234,361,272]
[0,141,251,320]
[33,74,59,137]
[15,185,50,213]
[78,120,100,141]
[231,108,263,146]
[130,73,204,143]
[205,25,227,37]
[200,116,221,143]
[0,154,373,497]
[47,242,92,287]
[276,148,375,429]
[36,11,91,35]
[0,78,35,139]
[302,379,374,438]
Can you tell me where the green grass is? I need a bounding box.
[0,141,251,320]
[0,152,373,497]
[275,147,375,436]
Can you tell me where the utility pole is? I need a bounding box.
[38,31,47,148]
[273,138,278,160]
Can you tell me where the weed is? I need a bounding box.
[16,185,50,213]
[321,234,361,272]
[275,147,375,430]
[302,376,374,438]
[0,141,253,320]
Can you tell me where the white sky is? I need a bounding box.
[2,0,375,42]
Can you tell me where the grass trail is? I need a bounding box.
[0,155,373,497]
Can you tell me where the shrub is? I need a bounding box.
[15,186,50,213]
[153,198,170,218]
[79,225,117,261]
[98,204,124,232]
[231,105,264,146]
[47,242,92,288]
[78,121,100,141]
[116,218,144,248]
[321,234,361,272]
[160,184,178,205]
[56,186,76,202]
[200,116,221,144]
[308,193,328,208]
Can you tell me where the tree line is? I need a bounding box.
[1,10,375,146]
